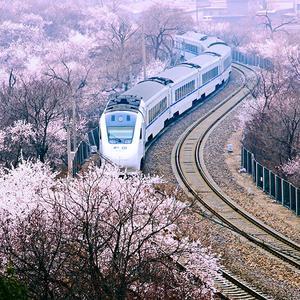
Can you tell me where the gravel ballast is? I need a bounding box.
[143,70,300,300]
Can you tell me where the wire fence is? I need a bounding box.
[236,54,300,217]
[72,126,99,176]
[241,146,300,216]
[72,140,91,176]
[232,49,273,70]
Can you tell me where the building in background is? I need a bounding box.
[227,0,249,15]
[201,0,250,18]
[296,0,300,15]
[205,0,299,17]
[261,0,295,11]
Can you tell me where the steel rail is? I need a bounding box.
[172,63,299,299]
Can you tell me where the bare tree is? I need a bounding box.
[141,5,194,60]
[105,0,122,13]
[92,15,141,91]
[45,60,91,150]
[257,12,297,39]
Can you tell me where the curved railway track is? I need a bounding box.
[171,63,300,299]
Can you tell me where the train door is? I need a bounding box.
[164,88,173,127]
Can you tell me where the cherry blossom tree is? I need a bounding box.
[242,49,300,181]
[0,120,34,165]
[281,156,300,187]
[0,162,219,299]
[0,1,199,169]
[0,77,69,165]
[0,159,55,215]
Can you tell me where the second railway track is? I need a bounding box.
[171,63,300,299]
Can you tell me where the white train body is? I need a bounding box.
[99,32,232,170]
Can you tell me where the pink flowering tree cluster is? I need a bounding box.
[199,7,299,65]
[0,161,219,299]
[242,45,300,186]
[0,76,70,167]
[0,1,196,168]
[0,120,34,166]
[236,10,300,63]
[0,1,193,100]
[281,156,300,187]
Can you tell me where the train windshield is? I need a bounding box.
[105,112,137,144]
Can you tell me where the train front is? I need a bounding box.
[99,96,144,170]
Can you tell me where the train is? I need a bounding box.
[99,32,232,170]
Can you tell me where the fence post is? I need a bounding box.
[281,179,284,205]
[241,146,244,167]
[67,124,74,177]
[80,143,84,164]
[262,165,264,188]
[269,169,271,196]
[85,142,88,160]
[296,189,298,215]
[244,147,299,215]
[275,176,278,202]
[289,184,292,209]
[252,153,255,180]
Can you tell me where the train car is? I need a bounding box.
[99,32,232,171]
[174,31,207,59]
[174,31,224,60]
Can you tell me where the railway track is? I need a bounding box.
[171,63,300,299]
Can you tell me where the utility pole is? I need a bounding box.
[196,0,199,28]
[72,94,77,152]
[67,121,73,177]
[141,24,147,80]
[72,81,86,152]
[295,0,299,16]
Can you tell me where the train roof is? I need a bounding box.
[206,44,231,56]
[187,53,221,69]
[106,94,143,112]
[121,63,200,104]
[115,33,230,106]
[122,79,166,103]
[175,31,225,50]
[175,32,208,43]
[156,65,198,83]
[200,36,224,49]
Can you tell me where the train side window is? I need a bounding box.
[140,128,142,139]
